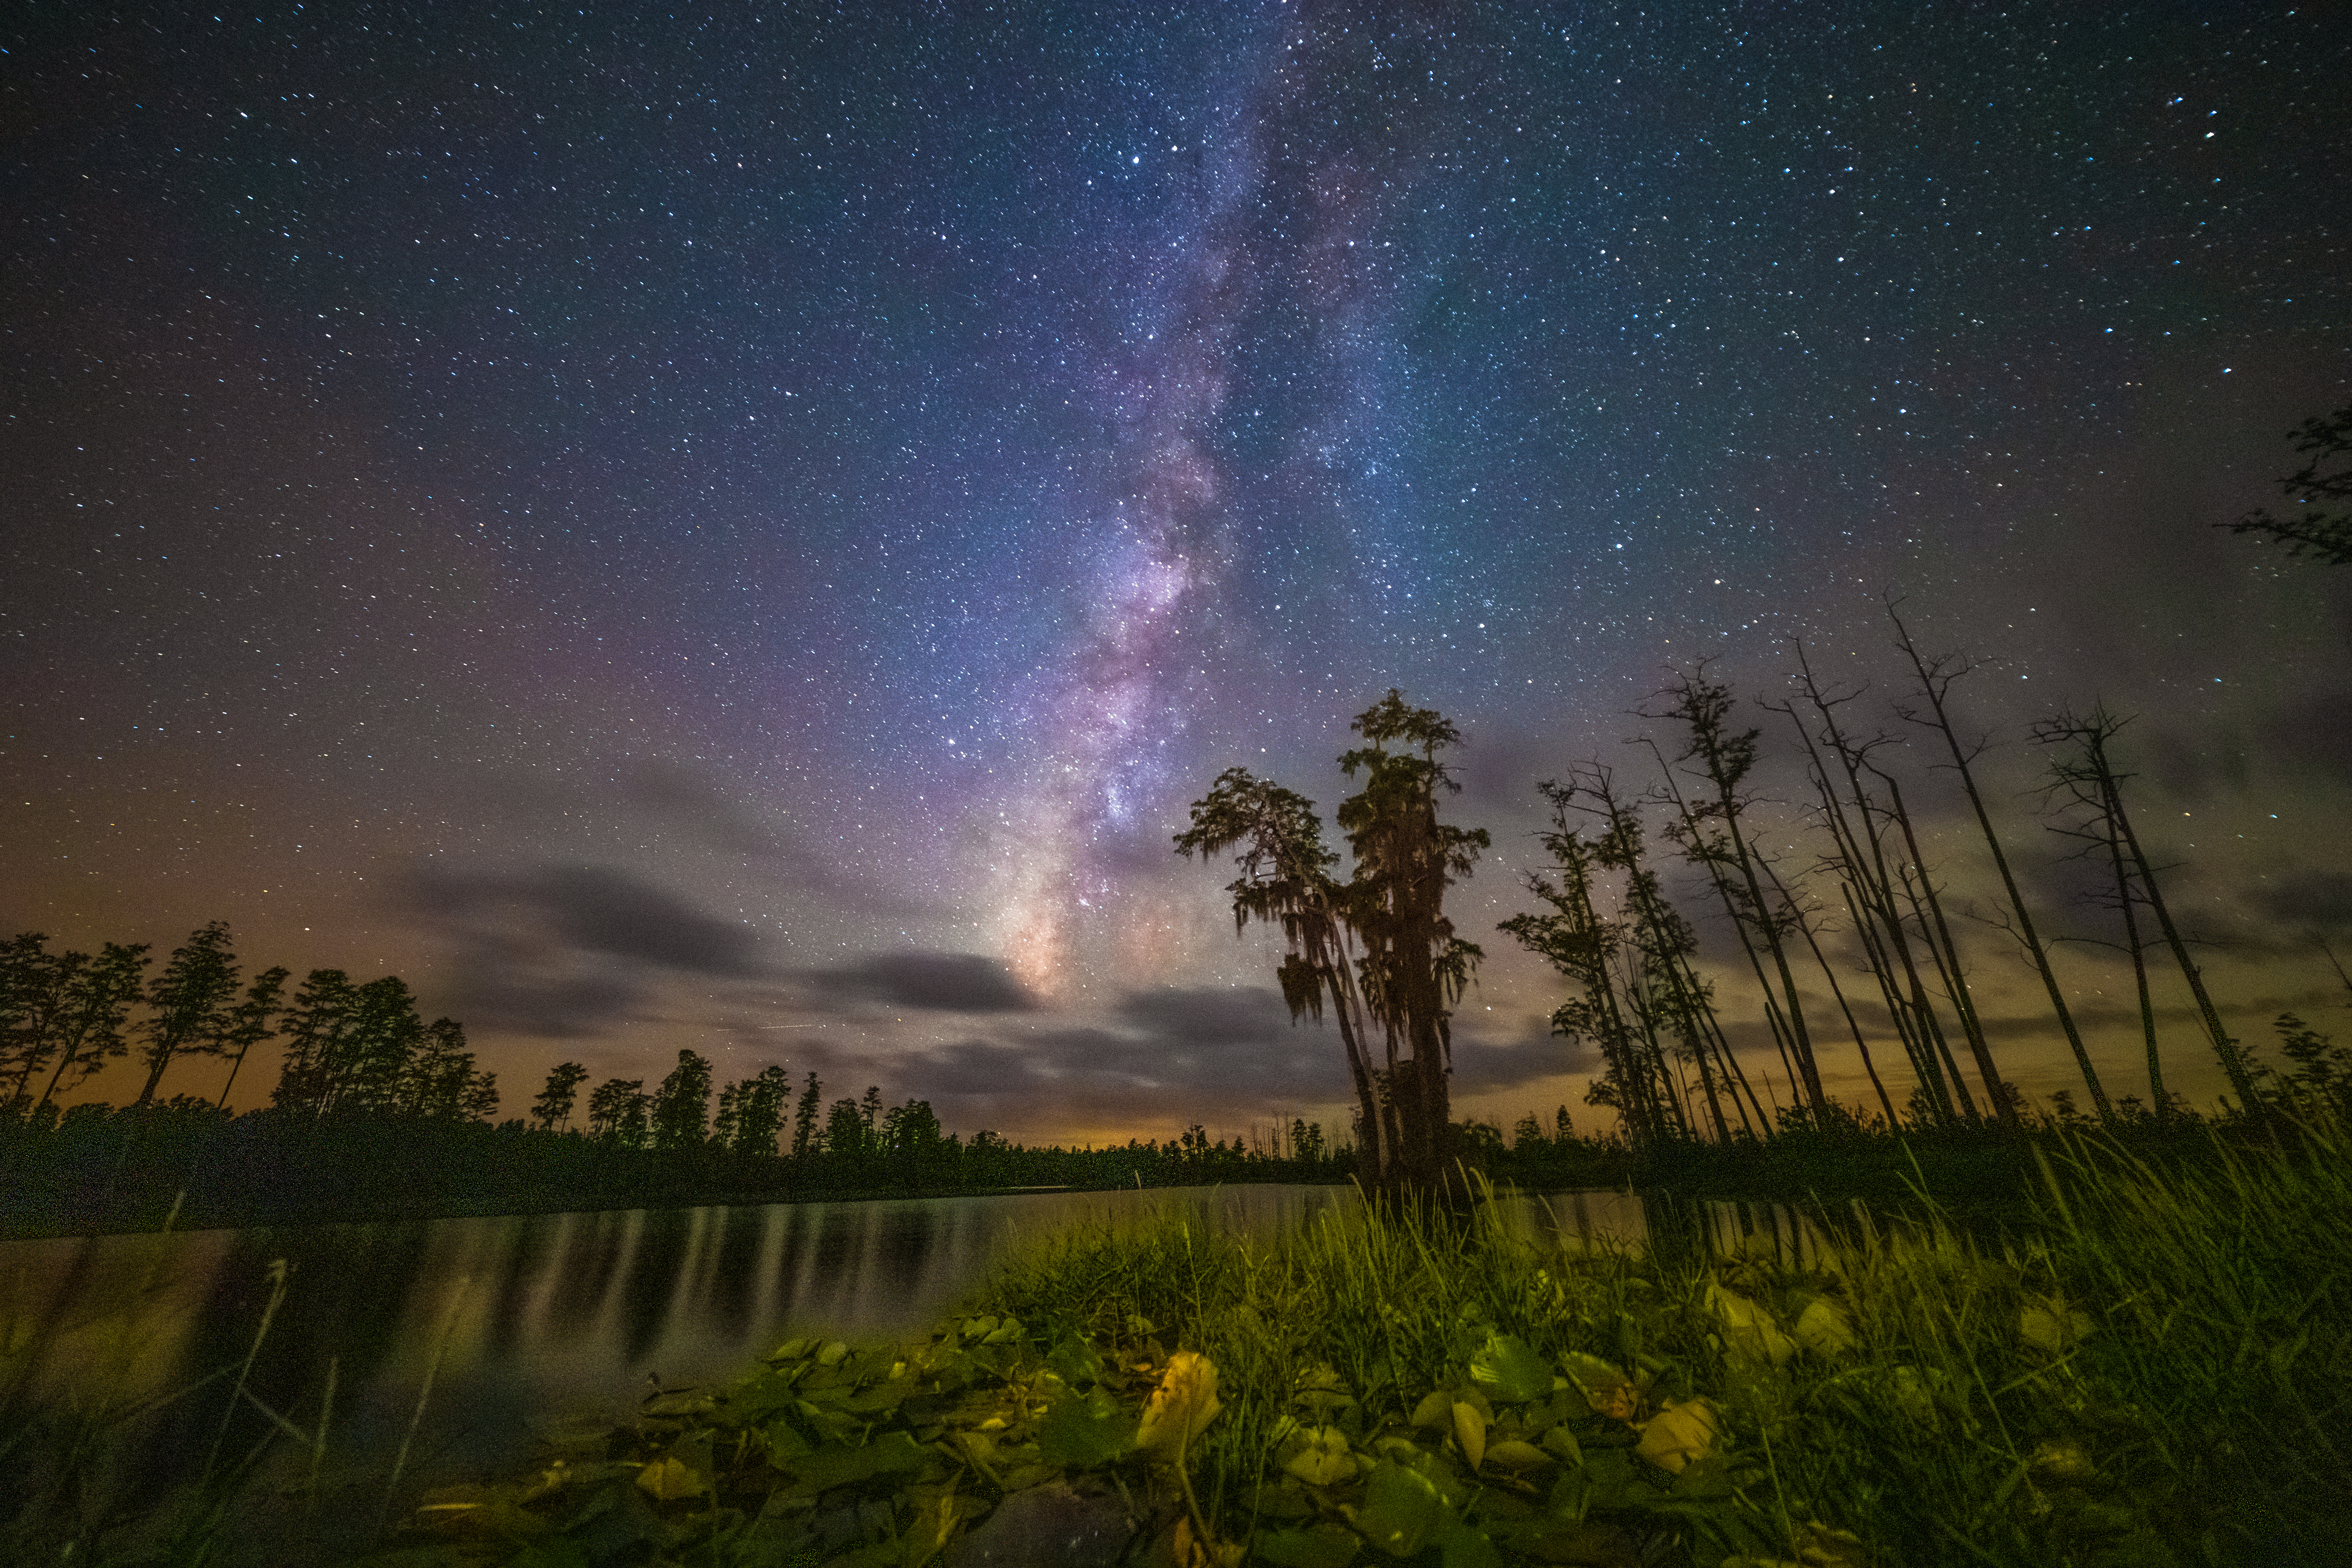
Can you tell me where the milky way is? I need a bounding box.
[7,3,2347,1142]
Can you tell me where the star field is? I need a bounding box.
[6,2,2347,1143]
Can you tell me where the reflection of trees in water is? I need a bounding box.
[619,1207,696,1368]
[557,1210,632,1337]
[487,1210,554,1358]
[707,1204,763,1330]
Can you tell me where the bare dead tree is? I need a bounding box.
[1638,667,1829,1113]
[1767,650,1969,1124]
[1889,604,2106,1120]
[2033,704,2257,1116]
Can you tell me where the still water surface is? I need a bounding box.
[2,1184,1824,1491]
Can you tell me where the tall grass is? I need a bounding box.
[970,1113,2349,1565]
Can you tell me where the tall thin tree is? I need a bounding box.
[1889,607,2098,1120]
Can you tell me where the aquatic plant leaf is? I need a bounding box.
[1173,1514,1246,1568]
[1792,1298,1858,1361]
[1354,1459,1447,1558]
[1634,1398,1721,1475]
[1538,1424,1584,1468]
[1410,1391,1454,1432]
[1255,1523,1362,1568]
[1046,1337,1105,1389]
[1560,1353,1639,1422]
[1035,1385,1135,1468]
[2030,1440,2096,1483]
[1296,1364,1358,1416]
[1281,1425,1359,1487]
[1432,1515,1502,1568]
[725,1367,810,1427]
[1468,1333,1554,1404]
[2019,1297,2095,1354]
[1708,1284,1798,1368]
[771,1337,813,1361]
[565,1477,671,1562]
[1452,1401,1487,1471]
[981,1316,1025,1346]
[815,1340,852,1367]
[506,1541,593,1568]
[781,1429,933,1494]
[635,1455,710,1501]
[1136,1351,1222,1458]
[1482,1438,1554,1473]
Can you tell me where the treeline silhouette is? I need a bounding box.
[0,918,1382,1232]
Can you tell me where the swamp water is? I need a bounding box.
[0,1184,1831,1516]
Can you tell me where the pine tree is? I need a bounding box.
[134,922,240,1106]
[650,1049,713,1148]
[791,1071,823,1159]
[30,942,151,1118]
[531,1061,590,1132]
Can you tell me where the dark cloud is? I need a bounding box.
[404,863,763,975]
[806,952,1038,1013]
[1116,985,1299,1043]
[1450,1025,1595,1092]
[2242,869,2352,934]
[397,863,762,1036]
[890,990,1589,1140]
[2261,689,2352,776]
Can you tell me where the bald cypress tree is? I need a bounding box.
[1176,767,1391,1183]
[1180,690,1486,1193]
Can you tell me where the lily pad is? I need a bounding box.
[1451,1402,1487,1472]
[1634,1398,1722,1475]
[1560,1352,1640,1422]
[1355,1459,1447,1558]
[1792,1297,1859,1361]
[780,1429,934,1495]
[1034,1385,1134,1469]
[1045,1337,1105,1389]
[1469,1333,1555,1405]
[1255,1523,1362,1568]
[1280,1425,1359,1487]
[2020,1297,2095,1354]
[1708,1284,1798,1368]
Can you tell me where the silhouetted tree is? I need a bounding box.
[1641,668,1827,1113]
[1334,692,1489,1192]
[790,1071,823,1159]
[588,1077,648,1144]
[825,1096,870,1165]
[2036,705,2248,1115]
[401,1017,495,1120]
[3,933,66,1108]
[133,922,240,1106]
[1179,691,1486,1193]
[1175,767,1388,1180]
[1887,608,2090,1124]
[1501,781,1677,1150]
[725,1064,790,1156]
[29,942,150,1118]
[2221,403,2352,565]
[532,1061,590,1132]
[650,1050,713,1149]
[210,966,287,1110]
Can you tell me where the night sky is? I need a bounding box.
[8,2,2348,1147]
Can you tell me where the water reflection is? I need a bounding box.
[0,1182,1834,1498]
